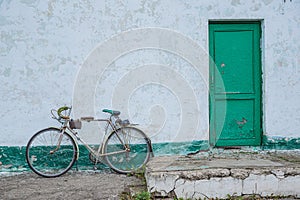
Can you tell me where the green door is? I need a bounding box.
[209,22,262,146]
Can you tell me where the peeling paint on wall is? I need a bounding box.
[0,0,300,146]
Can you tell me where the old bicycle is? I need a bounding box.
[26,106,153,178]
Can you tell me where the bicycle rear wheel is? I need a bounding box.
[103,127,151,174]
[26,128,77,177]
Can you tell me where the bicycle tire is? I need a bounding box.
[103,126,151,174]
[26,127,77,177]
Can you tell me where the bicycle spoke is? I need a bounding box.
[26,128,77,177]
[104,127,151,174]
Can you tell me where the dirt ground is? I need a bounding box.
[0,170,145,200]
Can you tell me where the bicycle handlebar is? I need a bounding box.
[57,106,71,119]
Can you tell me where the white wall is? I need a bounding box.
[1,0,299,146]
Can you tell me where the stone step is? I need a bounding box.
[145,150,300,199]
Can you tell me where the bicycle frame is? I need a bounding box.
[56,116,130,162]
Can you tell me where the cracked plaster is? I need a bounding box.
[0,0,300,146]
[146,151,300,198]
[148,171,300,198]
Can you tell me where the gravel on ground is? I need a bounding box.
[0,170,145,200]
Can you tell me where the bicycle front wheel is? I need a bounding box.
[26,128,77,177]
[104,127,151,174]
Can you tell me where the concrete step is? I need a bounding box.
[145,150,300,199]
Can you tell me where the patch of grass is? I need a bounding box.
[133,191,151,200]
[127,165,147,184]
[120,191,151,200]
[120,166,150,200]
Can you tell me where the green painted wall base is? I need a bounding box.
[1,137,299,173]
[262,136,300,150]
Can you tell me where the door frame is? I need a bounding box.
[208,20,263,147]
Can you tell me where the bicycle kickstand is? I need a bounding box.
[93,164,97,171]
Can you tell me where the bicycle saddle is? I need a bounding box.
[102,109,121,116]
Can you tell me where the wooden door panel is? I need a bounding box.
[215,99,256,146]
[215,30,254,94]
[209,22,262,147]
